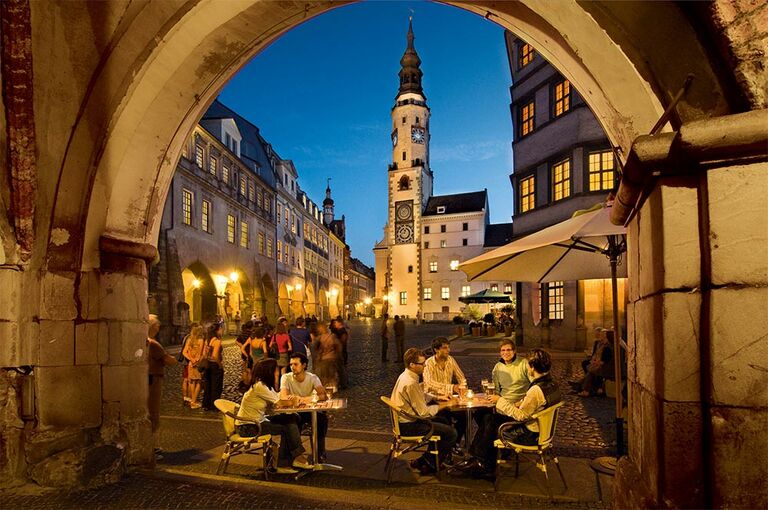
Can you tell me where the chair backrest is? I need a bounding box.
[380,396,402,436]
[215,398,238,437]
[532,400,564,446]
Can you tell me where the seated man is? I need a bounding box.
[279,352,329,462]
[467,348,562,479]
[578,330,615,397]
[492,338,530,403]
[391,347,458,475]
[423,337,468,446]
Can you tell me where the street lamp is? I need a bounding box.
[229,271,239,282]
[191,278,201,289]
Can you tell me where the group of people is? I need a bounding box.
[389,337,561,480]
[380,314,407,363]
[575,327,615,397]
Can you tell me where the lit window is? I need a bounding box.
[195,145,204,168]
[441,287,450,300]
[277,206,281,224]
[548,281,564,319]
[267,237,273,258]
[240,221,248,248]
[450,260,459,271]
[201,200,211,232]
[588,149,615,191]
[440,240,447,248]
[520,175,535,212]
[285,207,290,228]
[491,284,498,292]
[182,189,193,226]
[424,288,432,300]
[429,261,437,273]
[222,164,230,184]
[504,283,513,294]
[258,232,265,254]
[552,159,571,201]
[239,177,246,196]
[518,42,534,68]
[554,79,571,117]
[461,285,471,297]
[227,214,235,243]
[248,182,255,202]
[209,155,217,175]
[520,101,534,137]
[399,292,407,305]
[257,189,263,209]
[277,240,282,262]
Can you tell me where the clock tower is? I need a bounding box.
[386,19,433,318]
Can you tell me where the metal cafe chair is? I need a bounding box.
[380,396,441,484]
[214,399,277,479]
[493,400,567,496]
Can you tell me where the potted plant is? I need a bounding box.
[452,315,466,337]
[469,320,481,337]
[483,313,497,336]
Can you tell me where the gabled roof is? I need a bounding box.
[423,190,487,216]
[202,99,277,188]
[484,223,515,248]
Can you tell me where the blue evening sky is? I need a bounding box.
[219,1,514,267]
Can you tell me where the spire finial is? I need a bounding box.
[326,177,331,191]
[397,14,424,97]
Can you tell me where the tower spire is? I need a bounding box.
[398,17,424,97]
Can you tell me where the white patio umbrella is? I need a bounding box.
[459,202,628,457]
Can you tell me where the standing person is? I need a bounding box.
[393,315,406,363]
[269,322,293,386]
[147,315,177,444]
[312,322,341,388]
[236,320,253,388]
[466,349,562,479]
[182,325,206,409]
[280,352,329,462]
[380,313,390,362]
[178,325,192,407]
[289,317,312,368]
[243,325,269,368]
[202,321,224,411]
[330,318,349,389]
[237,358,313,472]
[391,348,458,475]
[423,337,468,446]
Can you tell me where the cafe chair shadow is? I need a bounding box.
[493,401,567,497]
[214,399,278,480]
[380,396,441,485]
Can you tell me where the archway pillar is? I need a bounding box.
[617,118,768,508]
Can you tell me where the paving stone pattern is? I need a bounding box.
[161,319,617,457]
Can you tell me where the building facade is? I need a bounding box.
[505,32,626,350]
[374,22,512,321]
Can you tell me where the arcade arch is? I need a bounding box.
[181,262,217,323]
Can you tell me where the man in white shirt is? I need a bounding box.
[423,337,468,447]
[280,352,329,462]
[391,348,458,475]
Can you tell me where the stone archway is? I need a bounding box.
[304,283,317,318]
[261,274,277,321]
[277,282,290,318]
[181,262,217,325]
[1,2,765,505]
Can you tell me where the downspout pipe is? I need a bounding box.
[611,109,768,226]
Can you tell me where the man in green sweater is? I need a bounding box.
[491,339,530,403]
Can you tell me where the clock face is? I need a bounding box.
[411,127,425,144]
[396,202,412,221]
[396,224,414,243]
[392,131,398,147]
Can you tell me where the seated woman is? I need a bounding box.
[464,348,562,479]
[578,330,615,397]
[236,358,313,472]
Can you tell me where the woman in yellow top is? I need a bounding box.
[182,325,206,409]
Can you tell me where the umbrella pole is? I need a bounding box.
[609,236,625,458]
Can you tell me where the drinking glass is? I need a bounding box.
[458,382,467,400]
[325,386,336,399]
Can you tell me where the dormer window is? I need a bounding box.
[436,206,446,214]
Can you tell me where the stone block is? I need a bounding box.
[710,286,768,407]
[626,301,636,382]
[75,322,99,365]
[99,273,149,321]
[29,444,124,489]
[0,268,21,320]
[711,406,768,509]
[107,321,149,365]
[0,322,21,366]
[633,294,662,397]
[38,320,75,367]
[77,271,101,320]
[36,365,101,429]
[708,163,768,286]
[660,292,701,402]
[25,428,89,465]
[40,272,77,320]
[660,401,705,507]
[123,417,153,467]
[102,364,147,421]
[99,402,121,444]
[636,189,664,299]
[633,385,660,500]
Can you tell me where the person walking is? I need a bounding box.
[202,321,224,410]
[380,313,390,363]
[394,315,406,363]
[312,322,341,388]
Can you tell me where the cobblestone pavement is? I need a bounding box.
[161,319,617,457]
[1,471,609,510]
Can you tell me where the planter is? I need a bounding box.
[487,326,497,337]
[455,326,465,337]
[471,327,481,337]
[504,326,514,337]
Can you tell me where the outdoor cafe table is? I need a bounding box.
[274,397,347,472]
[447,393,496,452]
